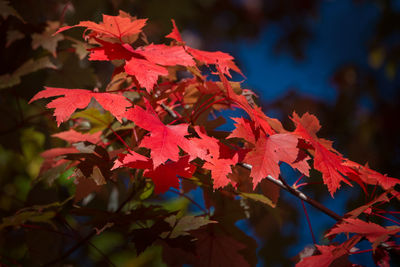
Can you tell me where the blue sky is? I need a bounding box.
[227,1,386,266]
[234,1,381,102]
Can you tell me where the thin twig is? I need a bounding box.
[169,188,209,214]
[43,178,139,266]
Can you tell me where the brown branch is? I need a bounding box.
[238,163,342,221]
[43,181,139,266]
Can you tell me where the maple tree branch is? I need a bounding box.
[169,188,209,214]
[160,102,178,119]
[239,163,342,221]
[43,229,97,266]
[43,182,140,266]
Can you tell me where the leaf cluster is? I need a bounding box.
[1,4,400,266]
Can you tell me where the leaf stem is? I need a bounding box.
[301,200,317,244]
[371,212,400,226]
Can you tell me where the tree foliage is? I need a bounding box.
[1,1,400,266]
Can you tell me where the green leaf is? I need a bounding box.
[0,0,24,21]
[166,215,217,238]
[240,192,276,208]
[0,57,57,90]
[0,211,56,231]
[39,163,69,186]
[90,232,123,262]
[72,108,114,133]
[140,182,154,200]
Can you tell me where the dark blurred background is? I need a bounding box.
[1,0,399,266]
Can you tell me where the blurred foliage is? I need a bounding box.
[0,0,399,266]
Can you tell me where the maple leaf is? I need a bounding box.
[187,47,242,78]
[218,70,282,135]
[344,160,400,190]
[0,0,24,21]
[124,101,201,168]
[296,245,339,267]
[126,44,194,92]
[112,150,152,170]
[325,218,400,249]
[52,129,102,144]
[88,40,193,92]
[124,57,169,92]
[227,117,259,144]
[31,21,63,57]
[191,228,251,267]
[6,29,24,48]
[190,127,238,189]
[292,112,361,196]
[88,39,135,61]
[40,147,79,173]
[74,174,103,203]
[143,156,196,194]
[166,19,183,43]
[135,44,195,67]
[165,215,217,238]
[296,245,350,267]
[203,154,239,189]
[190,126,220,162]
[244,133,308,188]
[29,87,131,126]
[346,190,391,219]
[55,13,147,42]
[296,236,361,267]
[71,108,114,133]
[165,20,241,77]
[0,57,57,90]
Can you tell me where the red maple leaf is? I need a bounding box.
[292,112,360,196]
[29,87,131,126]
[143,155,196,194]
[165,20,242,77]
[187,47,242,78]
[124,101,201,168]
[40,147,79,172]
[243,133,308,187]
[190,126,220,162]
[227,117,259,144]
[113,151,195,194]
[125,45,195,92]
[52,129,102,144]
[190,127,238,189]
[88,39,136,61]
[124,57,169,92]
[203,154,238,189]
[56,14,147,42]
[135,44,195,67]
[297,236,361,267]
[89,41,194,92]
[166,19,183,43]
[218,70,282,135]
[344,160,400,190]
[191,228,251,267]
[112,150,152,170]
[296,245,348,267]
[326,218,400,249]
[296,245,339,267]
